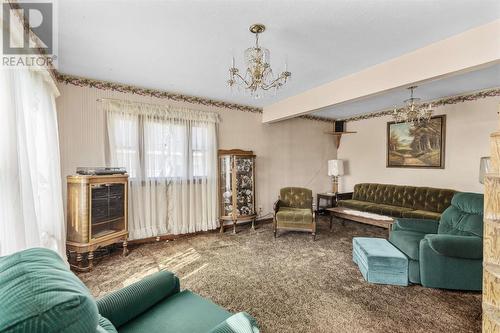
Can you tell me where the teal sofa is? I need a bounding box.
[0,248,259,333]
[389,192,484,290]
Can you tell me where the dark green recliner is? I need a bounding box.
[0,248,259,333]
[389,192,483,290]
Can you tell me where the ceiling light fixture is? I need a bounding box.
[392,86,434,123]
[228,24,291,99]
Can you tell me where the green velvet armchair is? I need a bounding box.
[274,187,316,240]
[389,192,484,290]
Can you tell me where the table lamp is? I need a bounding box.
[479,156,491,184]
[328,159,344,193]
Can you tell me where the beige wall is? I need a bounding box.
[337,96,500,194]
[55,83,336,220]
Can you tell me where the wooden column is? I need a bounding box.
[483,105,500,332]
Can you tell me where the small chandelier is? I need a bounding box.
[393,86,433,123]
[228,24,291,98]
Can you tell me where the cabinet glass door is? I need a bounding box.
[90,183,125,239]
[234,156,255,217]
[219,155,233,217]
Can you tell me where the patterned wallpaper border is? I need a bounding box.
[56,73,263,114]
[340,87,500,122]
[56,73,500,124]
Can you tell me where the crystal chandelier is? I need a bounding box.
[393,86,433,123]
[228,24,291,98]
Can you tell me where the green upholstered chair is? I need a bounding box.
[0,248,259,333]
[274,187,316,240]
[389,192,483,290]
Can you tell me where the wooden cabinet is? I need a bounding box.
[66,174,128,271]
[218,149,257,233]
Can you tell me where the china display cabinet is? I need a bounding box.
[218,149,257,233]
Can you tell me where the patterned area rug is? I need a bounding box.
[77,218,481,333]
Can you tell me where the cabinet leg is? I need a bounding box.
[251,218,255,231]
[122,240,129,256]
[220,224,224,233]
[76,253,83,269]
[87,251,94,270]
[233,220,237,234]
[329,215,333,231]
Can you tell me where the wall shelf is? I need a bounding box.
[325,121,356,148]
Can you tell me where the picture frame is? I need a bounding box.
[387,115,446,168]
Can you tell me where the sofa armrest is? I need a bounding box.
[423,234,483,259]
[273,199,282,214]
[97,271,180,328]
[392,218,439,234]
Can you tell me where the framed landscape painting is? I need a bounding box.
[387,115,446,168]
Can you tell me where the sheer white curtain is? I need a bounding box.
[0,68,65,257]
[106,100,219,240]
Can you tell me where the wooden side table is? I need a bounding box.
[316,193,336,215]
[316,192,353,215]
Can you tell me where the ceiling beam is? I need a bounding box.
[262,19,500,123]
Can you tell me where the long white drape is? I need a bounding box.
[106,100,219,239]
[0,68,65,257]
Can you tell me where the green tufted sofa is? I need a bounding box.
[389,192,484,290]
[274,187,316,239]
[338,183,456,220]
[0,248,259,333]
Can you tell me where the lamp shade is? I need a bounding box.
[479,156,491,184]
[328,160,344,177]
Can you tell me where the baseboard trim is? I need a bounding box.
[128,218,273,245]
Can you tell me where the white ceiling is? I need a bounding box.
[58,0,500,116]
[312,64,500,119]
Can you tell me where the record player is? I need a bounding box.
[76,167,127,176]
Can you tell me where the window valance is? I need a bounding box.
[103,99,221,123]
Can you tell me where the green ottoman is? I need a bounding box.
[353,237,408,286]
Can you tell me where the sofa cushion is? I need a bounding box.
[97,315,117,333]
[119,290,231,333]
[207,312,260,333]
[276,207,312,224]
[351,183,455,212]
[438,193,484,237]
[337,199,375,211]
[279,187,312,209]
[0,248,99,333]
[420,188,455,213]
[364,204,413,218]
[424,234,483,259]
[402,210,441,221]
[392,218,439,234]
[389,230,427,260]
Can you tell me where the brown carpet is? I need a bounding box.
[77,218,481,333]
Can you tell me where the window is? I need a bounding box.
[109,113,213,180]
[106,103,219,239]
